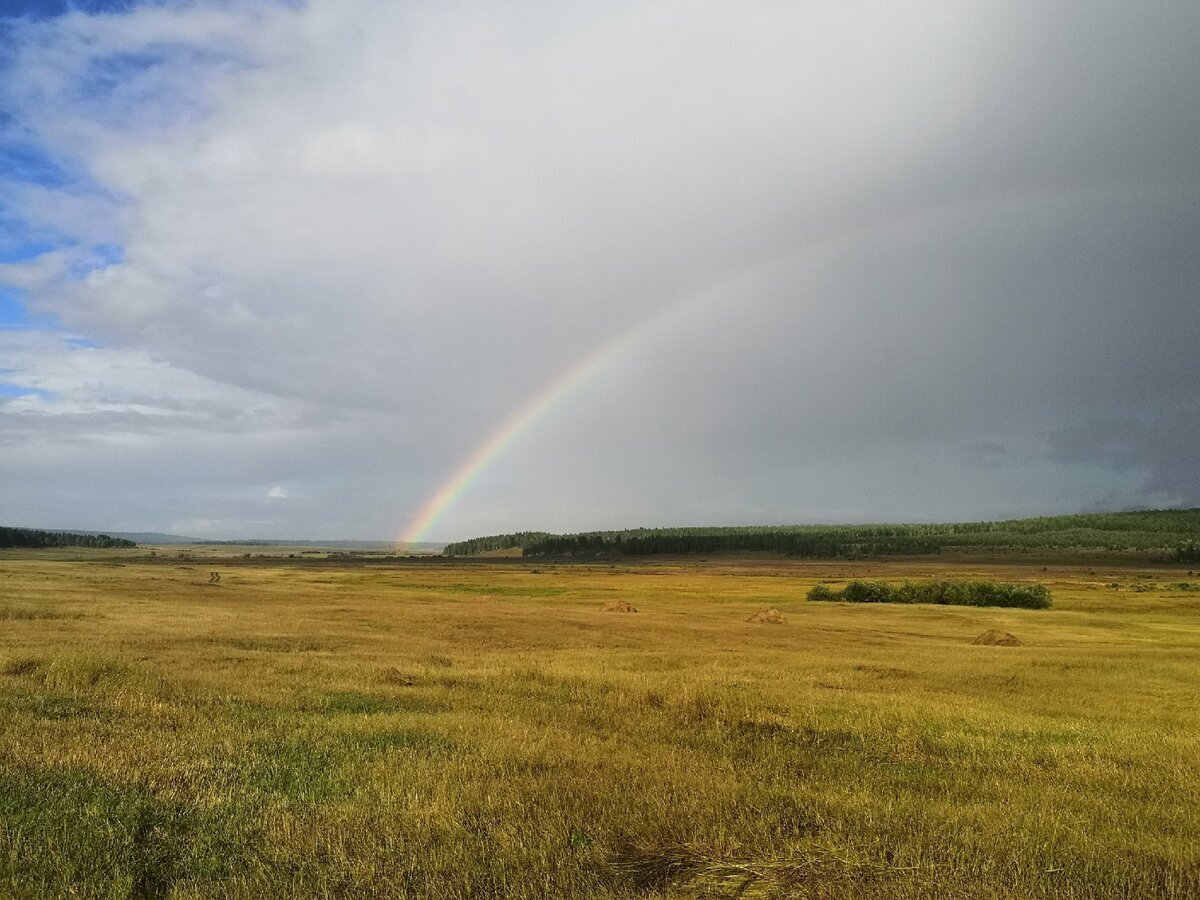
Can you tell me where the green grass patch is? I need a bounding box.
[311,690,439,715]
[234,728,454,804]
[342,728,454,755]
[0,766,253,899]
[237,739,346,804]
[27,692,106,721]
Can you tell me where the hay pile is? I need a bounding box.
[602,600,638,613]
[972,629,1022,646]
[748,607,785,624]
[378,668,418,686]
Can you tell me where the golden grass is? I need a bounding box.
[0,551,1197,898]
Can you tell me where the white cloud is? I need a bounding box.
[267,485,287,499]
[0,329,306,429]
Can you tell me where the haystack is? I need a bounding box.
[972,629,1022,646]
[602,600,638,613]
[748,607,785,624]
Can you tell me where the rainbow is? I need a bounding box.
[396,291,723,546]
[397,184,1103,546]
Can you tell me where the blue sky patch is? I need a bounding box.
[0,286,29,324]
[0,380,55,399]
[0,130,126,208]
[65,336,103,349]
[0,140,77,189]
[0,1,139,22]
[70,43,258,131]
[66,242,124,278]
[81,49,166,96]
[0,206,79,266]
[0,237,65,263]
[0,285,61,328]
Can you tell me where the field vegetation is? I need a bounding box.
[0,550,1197,898]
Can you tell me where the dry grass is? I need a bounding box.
[602,600,639,613]
[971,629,1022,646]
[746,607,785,624]
[0,550,1197,898]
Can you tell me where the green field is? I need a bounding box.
[1,550,1197,898]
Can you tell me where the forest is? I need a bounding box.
[443,509,1200,559]
[0,527,135,550]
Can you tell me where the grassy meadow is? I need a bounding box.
[0,550,1197,898]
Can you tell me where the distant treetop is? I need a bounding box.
[442,509,1200,559]
[0,526,135,549]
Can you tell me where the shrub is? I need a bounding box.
[1174,542,1200,564]
[841,581,894,603]
[807,579,1050,609]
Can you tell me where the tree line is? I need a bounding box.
[442,509,1200,559]
[0,527,135,549]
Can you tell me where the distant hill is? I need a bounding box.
[443,509,1200,561]
[44,530,443,551]
[54,530,205,545]
[191,539,445,551]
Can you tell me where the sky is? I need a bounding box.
[1,1,1198,542]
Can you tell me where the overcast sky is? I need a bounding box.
[2,0,1198,541]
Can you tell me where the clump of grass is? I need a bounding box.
[310,690,442,715]
[2,656,43,677]
[343,729,453,755]
[1,653,172,707]
[237,739,346,803]
[377,667,419,686]
[0,606,84,621]
[23,693,104,721]
[1,653,134,689]
[202,635,332,653]
[809,579,1051,609]
[315,691,401,715]
[41,654,136,691]
[612,839,897,897]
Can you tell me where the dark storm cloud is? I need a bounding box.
[1045,412,1200,507]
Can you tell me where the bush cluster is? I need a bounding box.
[1174,542,1200,564]
[808,579,1051,609]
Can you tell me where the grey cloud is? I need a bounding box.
[1044,411,1200,507]
[961,443,1008,471]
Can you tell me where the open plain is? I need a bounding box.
[0,550,1197,898]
